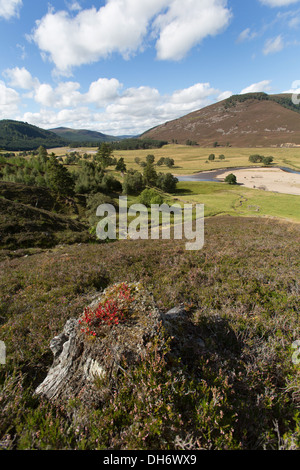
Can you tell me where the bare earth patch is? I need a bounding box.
[216,167,300,195]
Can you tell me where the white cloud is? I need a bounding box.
[217,90,233,101]
[263,34,284,54]
[86,78,122,107]
[154,0,232,61]
[31,0,231,74]
[67,1,82,12]
[0,80,20,119]
[2,67,234,135]
[259,0,300,7]
[0,0,22,20]
[237,28,258,43]
[3,67,38,90]
[240,80,272,94]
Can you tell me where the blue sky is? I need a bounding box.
[1,0,300,135]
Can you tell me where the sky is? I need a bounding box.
[1,0,300,136]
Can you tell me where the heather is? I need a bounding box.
[0,216,299,450]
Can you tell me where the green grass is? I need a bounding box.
[174,181,300,222]
[111,144,300,174]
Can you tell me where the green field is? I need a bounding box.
[47,144,300,174]
[49,144,300,223]
[174,181,300,222]
[111,144,300,174]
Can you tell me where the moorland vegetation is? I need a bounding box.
[0,141,299,450]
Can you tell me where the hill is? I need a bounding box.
[0,181,91,250]
[49,127,117,144]
[141,92,300,147]
[50,127,136,144]
[0,120,66,151]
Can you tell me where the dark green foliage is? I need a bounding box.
[156,157,165,166]
[225,173,237,185]
[146,154,155,164]
[111,138,168,150]
[249,154,274,165]
[0,120,66,151]
[224,92,300,115]
[143,161,158,186]
[46,156,75,196]
[262,156,274,165]
[122,170,145,195]
[139,188,164,207]
[115,157,126,173]
[156,173,178,192]
[249,154,264,163]
[100,173,122,193]
[95,143,116,168]
[208,154,215,161]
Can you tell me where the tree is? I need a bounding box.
[249,154,263,163]
[38,145,48,163]
[156,173,178,193]
[143,161,157,187]
[164,157,175,168]
[146,154,155,164]
[225,173,237,185]
[262,156,274,165]
[122,170,145,195]
[157,157,165,166]
[139,188,164,207]
[95,143,115,168]
[100,173,122,193]
[208,154,215,161]
[115,157,126,173]
[46,156,75,196]
[219,154,225,160]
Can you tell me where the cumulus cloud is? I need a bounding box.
[154,0,232,61]
[3,67,38,90]
[0,80,20,119]
[263,34,284,54]
[2,66,232,134]
[240,80,272,94]
[0,0,22,20]
[31,0,231,74]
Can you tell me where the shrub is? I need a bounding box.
[139,188,164,207]
[225,173,237,185]
[156,173,178,193]
[79,283,135,336]
[122,170,145,195]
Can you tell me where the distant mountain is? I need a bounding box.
[50,127,135,144]
[141,93,300,147]
[0,120,66,151]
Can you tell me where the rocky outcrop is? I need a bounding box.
[35,282,205,409]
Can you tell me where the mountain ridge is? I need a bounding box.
[141,92,300,147]
[0,119,66,151]
[49,126,134,143]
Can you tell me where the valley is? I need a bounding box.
[0,95,299,451]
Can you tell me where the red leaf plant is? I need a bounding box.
[79,283,135,336]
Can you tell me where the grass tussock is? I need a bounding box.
[0,216,299,450]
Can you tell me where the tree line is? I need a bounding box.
[0,144,178,199]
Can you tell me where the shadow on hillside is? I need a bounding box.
[173,188,193,196]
